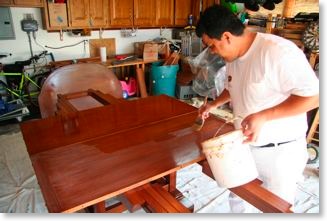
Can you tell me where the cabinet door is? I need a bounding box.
[175,0,193,26]
[13,0,42,6]
[1,0,43,6]
[89,0,108,27]
[134,0,155,26]
[202,0,217,10]
[109,0,133,27]
[155,0,174,26]
[69,0,90,27]
[0,0,12,5]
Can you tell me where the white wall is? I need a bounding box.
[0,7,172,64]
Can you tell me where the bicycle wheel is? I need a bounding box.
[307,143,319,164]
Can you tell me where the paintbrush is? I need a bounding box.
[192,96,208,131]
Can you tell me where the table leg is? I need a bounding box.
[136,64,148,98]
[168,172,176,193]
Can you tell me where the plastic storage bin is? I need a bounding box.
[151,62,179,97]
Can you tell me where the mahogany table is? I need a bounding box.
[20,95,233,213]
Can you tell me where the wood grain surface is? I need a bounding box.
[20,95,234,213]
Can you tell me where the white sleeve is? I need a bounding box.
[268,46,319,97]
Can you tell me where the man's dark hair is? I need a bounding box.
[196,4,245,40]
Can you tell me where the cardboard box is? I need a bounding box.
[135,41,163,60]
[134,42,145,58]
[143,43,158,61]
[48,3,68,27]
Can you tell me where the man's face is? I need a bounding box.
[202,33,235,62]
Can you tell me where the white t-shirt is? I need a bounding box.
[225,32,319,145]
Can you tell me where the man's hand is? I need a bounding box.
[241,112,268,143]
[198,89,231,120]
[199,102,215,120]
[241,94,319,143]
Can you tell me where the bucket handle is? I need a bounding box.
[213,116,243,138]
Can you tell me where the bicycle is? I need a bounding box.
[0,51,51,107]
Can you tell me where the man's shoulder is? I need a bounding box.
[256,32,300,55]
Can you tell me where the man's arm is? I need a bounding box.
[242,94,319,143]
[199,89,231,120]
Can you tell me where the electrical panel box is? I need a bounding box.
[0,7,15,40]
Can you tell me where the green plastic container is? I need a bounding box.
[151,62,179,97]
[221,0,238,14]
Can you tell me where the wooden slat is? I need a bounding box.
[307,109,319,144]
[118,187,145,212]
[280,33,302,40]
[163,52,180,66]
[119,183,191,213]
[229,179,293,213]
[87,89,125,105]
[285,23,306,30]
[152,184,190,213]
[142,184,179,212]
[49,57,102,69]
[309,52,319,69]
[139,185,170,212]
[289,39,304,49]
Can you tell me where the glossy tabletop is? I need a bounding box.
[20,95,234,213]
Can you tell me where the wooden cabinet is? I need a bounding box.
[134,0,155,26]
[109,0,133,27]
[89,0,109,27]
[110,0,174,28]
[134,0,174,27]
[0,0,43,7]
[0,0,12,5]
[41,0,205,30]
[174,0,219,27]
[68,0,108,28]
[13,0,42,6]
[156,0,174,26]
[199,0,219,23]
[202,0,219,10]
[175,0,193,27]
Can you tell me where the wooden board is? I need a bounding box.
[89,38,116,58]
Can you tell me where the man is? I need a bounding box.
[196,5,319,212]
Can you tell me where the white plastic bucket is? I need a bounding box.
[202,130,258,188]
